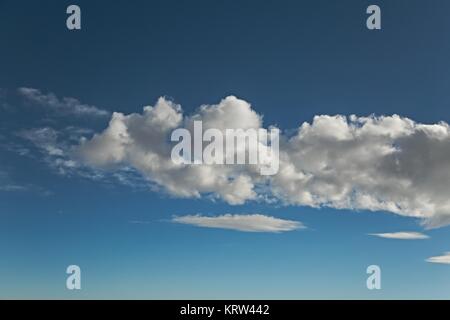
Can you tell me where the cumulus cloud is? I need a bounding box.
[273,114,450,228]
[369,232,429,240]
[75,96,261,204]
[17,87,109,117]
[172,214,304,232]
[426,252,450,264]
[46,94,450,228]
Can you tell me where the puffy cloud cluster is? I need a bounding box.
[76,96,261,204]
[274,114,450,228]
[75,96,450,228]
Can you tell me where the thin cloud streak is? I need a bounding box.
[172,214,305,233]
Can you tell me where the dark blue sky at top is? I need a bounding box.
[1,0,450,299]
[2,0,450,127]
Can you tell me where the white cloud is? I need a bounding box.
[273,114,450,228]
[75,96,261,204]
[172,214,304,232]
[42,94,450,228]
[426,252,450,264]
[369,232,429,240]
[17,87,109,117]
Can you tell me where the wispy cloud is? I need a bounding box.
[129,220,152,224]
[0,170,27,192]
[426,252,450,264]
[172,214,305,233]
[369,232,429,240]
[17,87,109,117]
[0,184,28,192]
[0,169,52,196]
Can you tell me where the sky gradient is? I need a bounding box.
[1,0,450,299]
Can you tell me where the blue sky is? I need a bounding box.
[1,0,450,299]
